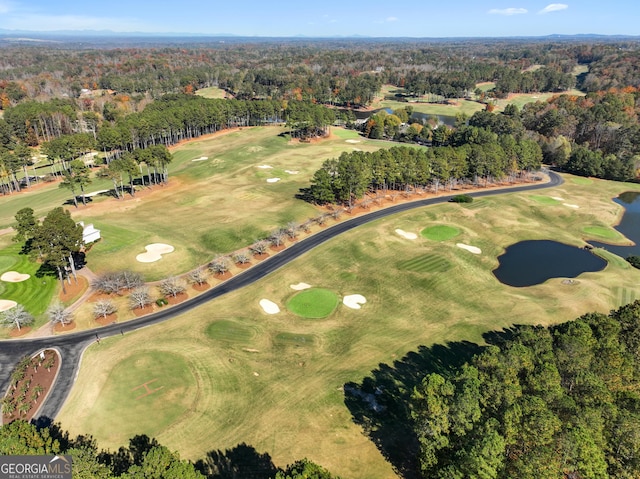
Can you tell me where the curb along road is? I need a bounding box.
[0,171,563,421]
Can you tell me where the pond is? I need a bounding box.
[492,240,607,287]
[588,191,640,257]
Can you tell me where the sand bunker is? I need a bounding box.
[290,282,312,290]
[257,165,273,169]
[564,203,580,209]
[259,299,280,314]
[551,196,565,201]
[82,189,110,198]
[1,271,30,282]
[192,156,209,162]
[284,170,299,174]
[136,243,175,263]
[343,294,367,310]
[345,139,361,144]
[0,300,17,312]
[456,243,482,254]
[266,178,281,183]
[395,229,418,240]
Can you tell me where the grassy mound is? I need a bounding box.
[397,254,452,273]
[286,288,339,318]
[583,226,622,240]
[206,319,255,344]
[421,225,461,241]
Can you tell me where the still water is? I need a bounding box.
[589,191,640,257]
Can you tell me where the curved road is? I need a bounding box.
[0,171,563,421]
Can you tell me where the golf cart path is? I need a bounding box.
[0,171,563,421]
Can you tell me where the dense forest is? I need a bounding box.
[344,300,640,479]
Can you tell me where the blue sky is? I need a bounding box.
[0,0,637,37]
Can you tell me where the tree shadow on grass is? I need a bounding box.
[344,340,484,479]
[195,442,278,479]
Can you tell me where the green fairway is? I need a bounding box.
[58,172,640,478]
[583,225,623,240]
[421,225,461,241]
[572,177,594,185]
[0,239,58,335]
[286,288,340,318]
[530,195,561,205]
[195,86,228,99]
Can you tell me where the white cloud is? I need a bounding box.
[539,3,568,14]
[488,8,528,15]
[386,16,399,22]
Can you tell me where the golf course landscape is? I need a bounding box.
[3,122,640,477]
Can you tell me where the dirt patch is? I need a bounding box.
[235,262,252,269]
[133,304,154,317]
[214,271,232,280]
[166,292,188,305]
[192,282,211,292]
[2,349,60,425]
[270,244,286,252]
[9,326,32,338]
[59,275,89,303]
[253,253,269,261]
[53,322,76,333]
[94,313,117,326]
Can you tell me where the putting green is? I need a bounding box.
[84,350,196,442]
[397,254,453,273]
[530,195,561,205]
[583,226,623,240]
[421,225,461,241]
[286,288,340,318]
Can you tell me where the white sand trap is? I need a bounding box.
[136,243,175,263]
[343,294,367,310]
[290,282,312,290]
[551,196,565,201]
[564,203,580,209]
[83,189,110,198]
[266,178,281,183]
[345,139,361,144]
[259,299,280,314]
[456,243,482,254]
[0,300,17,312]
[192,156,209,162]
[257,164,273,169]
[1,271,30,282]
[284,170,299,174]
[395,229,418,240]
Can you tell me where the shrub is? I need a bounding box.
[627,255,640,269]
[450,194,473,203]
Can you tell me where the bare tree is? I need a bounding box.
[129,286,153,309]
[250,240,270,255]
[233,251,251,265]
[47,303,73,326]
[285,221,300,240]
[118,270,144,290]
[158,277,186,298]
[208,255,230,275]
[1,305,34,331]
[301,220,313,233]
[93,299,117,319]
[187,268,208,286]
[269,229,286,247]
[93,270,144,295]
[314,214,328,226]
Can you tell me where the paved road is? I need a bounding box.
[0,171,563,421]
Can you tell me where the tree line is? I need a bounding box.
[406,300,640,478]
[0,420,340,479]
[301,131,542,206]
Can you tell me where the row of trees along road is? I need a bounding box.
[13,206,83,293]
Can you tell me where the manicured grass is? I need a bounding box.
[530,195,561,205]
[0,240,58,335]
[381,97,484,118]
[286,288,340,319]
[572,177,593,185]
[195,86,228,99]
[397,253,452,273]
[51,176,640,478]
[421,225,461,241]
[583,226,622,240]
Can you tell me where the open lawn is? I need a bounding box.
[195,86,228,99]
[1,126,398,281]
[57,173,640,478]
